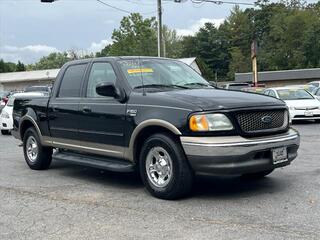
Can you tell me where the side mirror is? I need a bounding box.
[96,82,117,97]
[96,82,127,102]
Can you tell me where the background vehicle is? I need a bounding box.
[308,81,320,88]
[12,57,299,199]
[264,87,320,122]
[1,92,46,135]
[0,91,10,113]
[24,85,52,93]
[312,87,320,100]
[220,83,251,90]
[289,84,316,93]
[241,87,265,94]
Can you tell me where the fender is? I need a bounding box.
[19,109,44,144]
[124,119,182,161]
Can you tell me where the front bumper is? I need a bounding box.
[290,109,320,120]
[0,117,13,130]
[181,128,300,175]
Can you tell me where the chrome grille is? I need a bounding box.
[236,109,288,133]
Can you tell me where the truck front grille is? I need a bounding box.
[236,109,288,134]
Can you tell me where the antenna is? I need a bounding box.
[138,56,146,96]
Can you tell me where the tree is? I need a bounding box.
[99,13,158,56]
[16,61,26,72]
[0,59,17,73]
[29,52,70,70]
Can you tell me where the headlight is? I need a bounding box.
[1,111,10,119]
[189,113,233,132]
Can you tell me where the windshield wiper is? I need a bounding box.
[134,84,189,89]
[183,82,211,87]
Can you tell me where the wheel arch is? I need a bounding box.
[20,116,43,143]
[125,119,182,163]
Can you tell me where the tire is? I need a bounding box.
[139,133,194,200]
[23,127,53,170]
[315,119,320,123]
[241,169,274,179]
[1,130,10,135]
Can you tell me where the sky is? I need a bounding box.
[0,0,316,64]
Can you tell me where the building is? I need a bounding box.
[0,69,59,91]
[0,58,202,91]
[235,68,320,87]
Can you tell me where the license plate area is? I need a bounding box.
[272,147,288,165]
[305,110,313,116]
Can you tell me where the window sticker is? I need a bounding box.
[127,68,154,74]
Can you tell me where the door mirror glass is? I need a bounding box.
[96,82,117,97]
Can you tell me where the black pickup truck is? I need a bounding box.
[12,57,300,199]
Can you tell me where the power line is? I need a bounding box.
[190,0,255,6]
[96,0,131,14]
[96,0,157,15]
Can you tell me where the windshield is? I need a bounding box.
[277,89,314,100]
[118,59,210,90]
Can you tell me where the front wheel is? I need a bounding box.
[139,133,194,200]
[241,169,274,179]
[23,127,53,170]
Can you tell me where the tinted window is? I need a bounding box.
[58,64,87,97]
[87,62,117,98]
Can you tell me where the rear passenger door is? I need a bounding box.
[77,61,127,159]
[48,63,88,140]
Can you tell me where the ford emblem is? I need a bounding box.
[261,116,272,124]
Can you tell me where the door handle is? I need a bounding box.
[82,106,92,113]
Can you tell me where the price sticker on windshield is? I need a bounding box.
[127,68,154,74]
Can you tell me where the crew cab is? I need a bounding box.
[12,57,300,199]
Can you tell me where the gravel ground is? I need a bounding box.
[0,122,319,240]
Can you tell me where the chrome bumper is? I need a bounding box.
[180,129,300,175]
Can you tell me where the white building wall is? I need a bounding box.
[1,79,54,91]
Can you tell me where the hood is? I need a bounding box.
[155,88,285,111]
[284,99,320,109]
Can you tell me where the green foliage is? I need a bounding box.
[28,52,70,70]
[106,13,158,56]
[0,59,23,73]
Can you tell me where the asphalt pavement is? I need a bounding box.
[0,122,319,240]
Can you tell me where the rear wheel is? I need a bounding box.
[1,130,10,135]
[139,133,194,200]
[241,169,274,179]
[23,127,53,170]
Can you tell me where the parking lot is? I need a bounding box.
[0,123,319,240]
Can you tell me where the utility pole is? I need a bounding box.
[157,0,162,57]
[251,40,258,87]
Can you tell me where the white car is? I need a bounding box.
[312,87,320,101]
[0,96,14,135]
[263,87,320,122]
[308,81,320,88]
[0,92,47,135]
